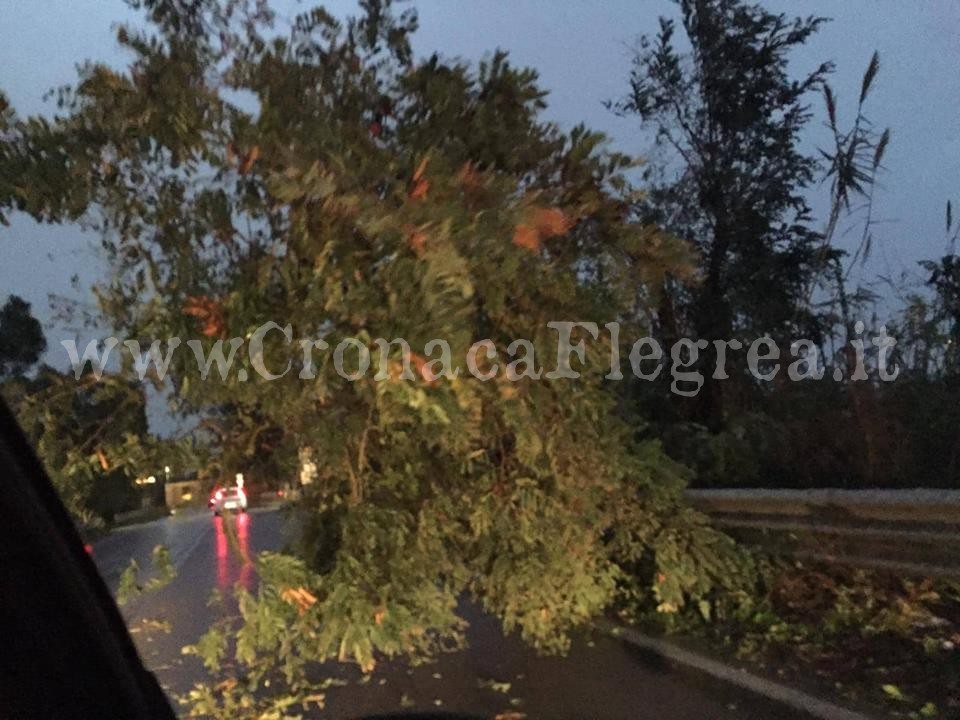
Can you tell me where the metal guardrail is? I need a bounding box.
[685,489,960,579]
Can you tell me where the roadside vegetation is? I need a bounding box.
[617,559,960,718]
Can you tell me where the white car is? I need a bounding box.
[210,486,247,515]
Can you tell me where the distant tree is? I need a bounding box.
[5,366,150,526]
[920,254,960,375]
[0,295,46,378]
[612,0,833,429]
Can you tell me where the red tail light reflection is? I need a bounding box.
[215,513,252,590]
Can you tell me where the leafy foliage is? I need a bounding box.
[1,364,189,525]
[2,366,150,524]
[117,544,178,605]
[660,561,960,719]
[1,0,751,700]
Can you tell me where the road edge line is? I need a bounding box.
[595,620,875,720]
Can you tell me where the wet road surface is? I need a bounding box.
[93,507,812,719]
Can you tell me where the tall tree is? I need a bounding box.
[0,295,46,378]
[612,0,831,429]
[2,1,749,709]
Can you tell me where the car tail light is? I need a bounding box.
[214,489,223,500]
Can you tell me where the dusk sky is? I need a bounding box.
[2,0,959,379]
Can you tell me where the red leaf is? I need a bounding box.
[408,177,429,201]
[534,207,573,238]
[512,224,541,252]
[403,224,427,255]
[183,296,226,338]
[239,145,260,174]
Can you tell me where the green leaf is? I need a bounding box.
[882,684,906,702]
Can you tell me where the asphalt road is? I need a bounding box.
[93,507,812,720]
